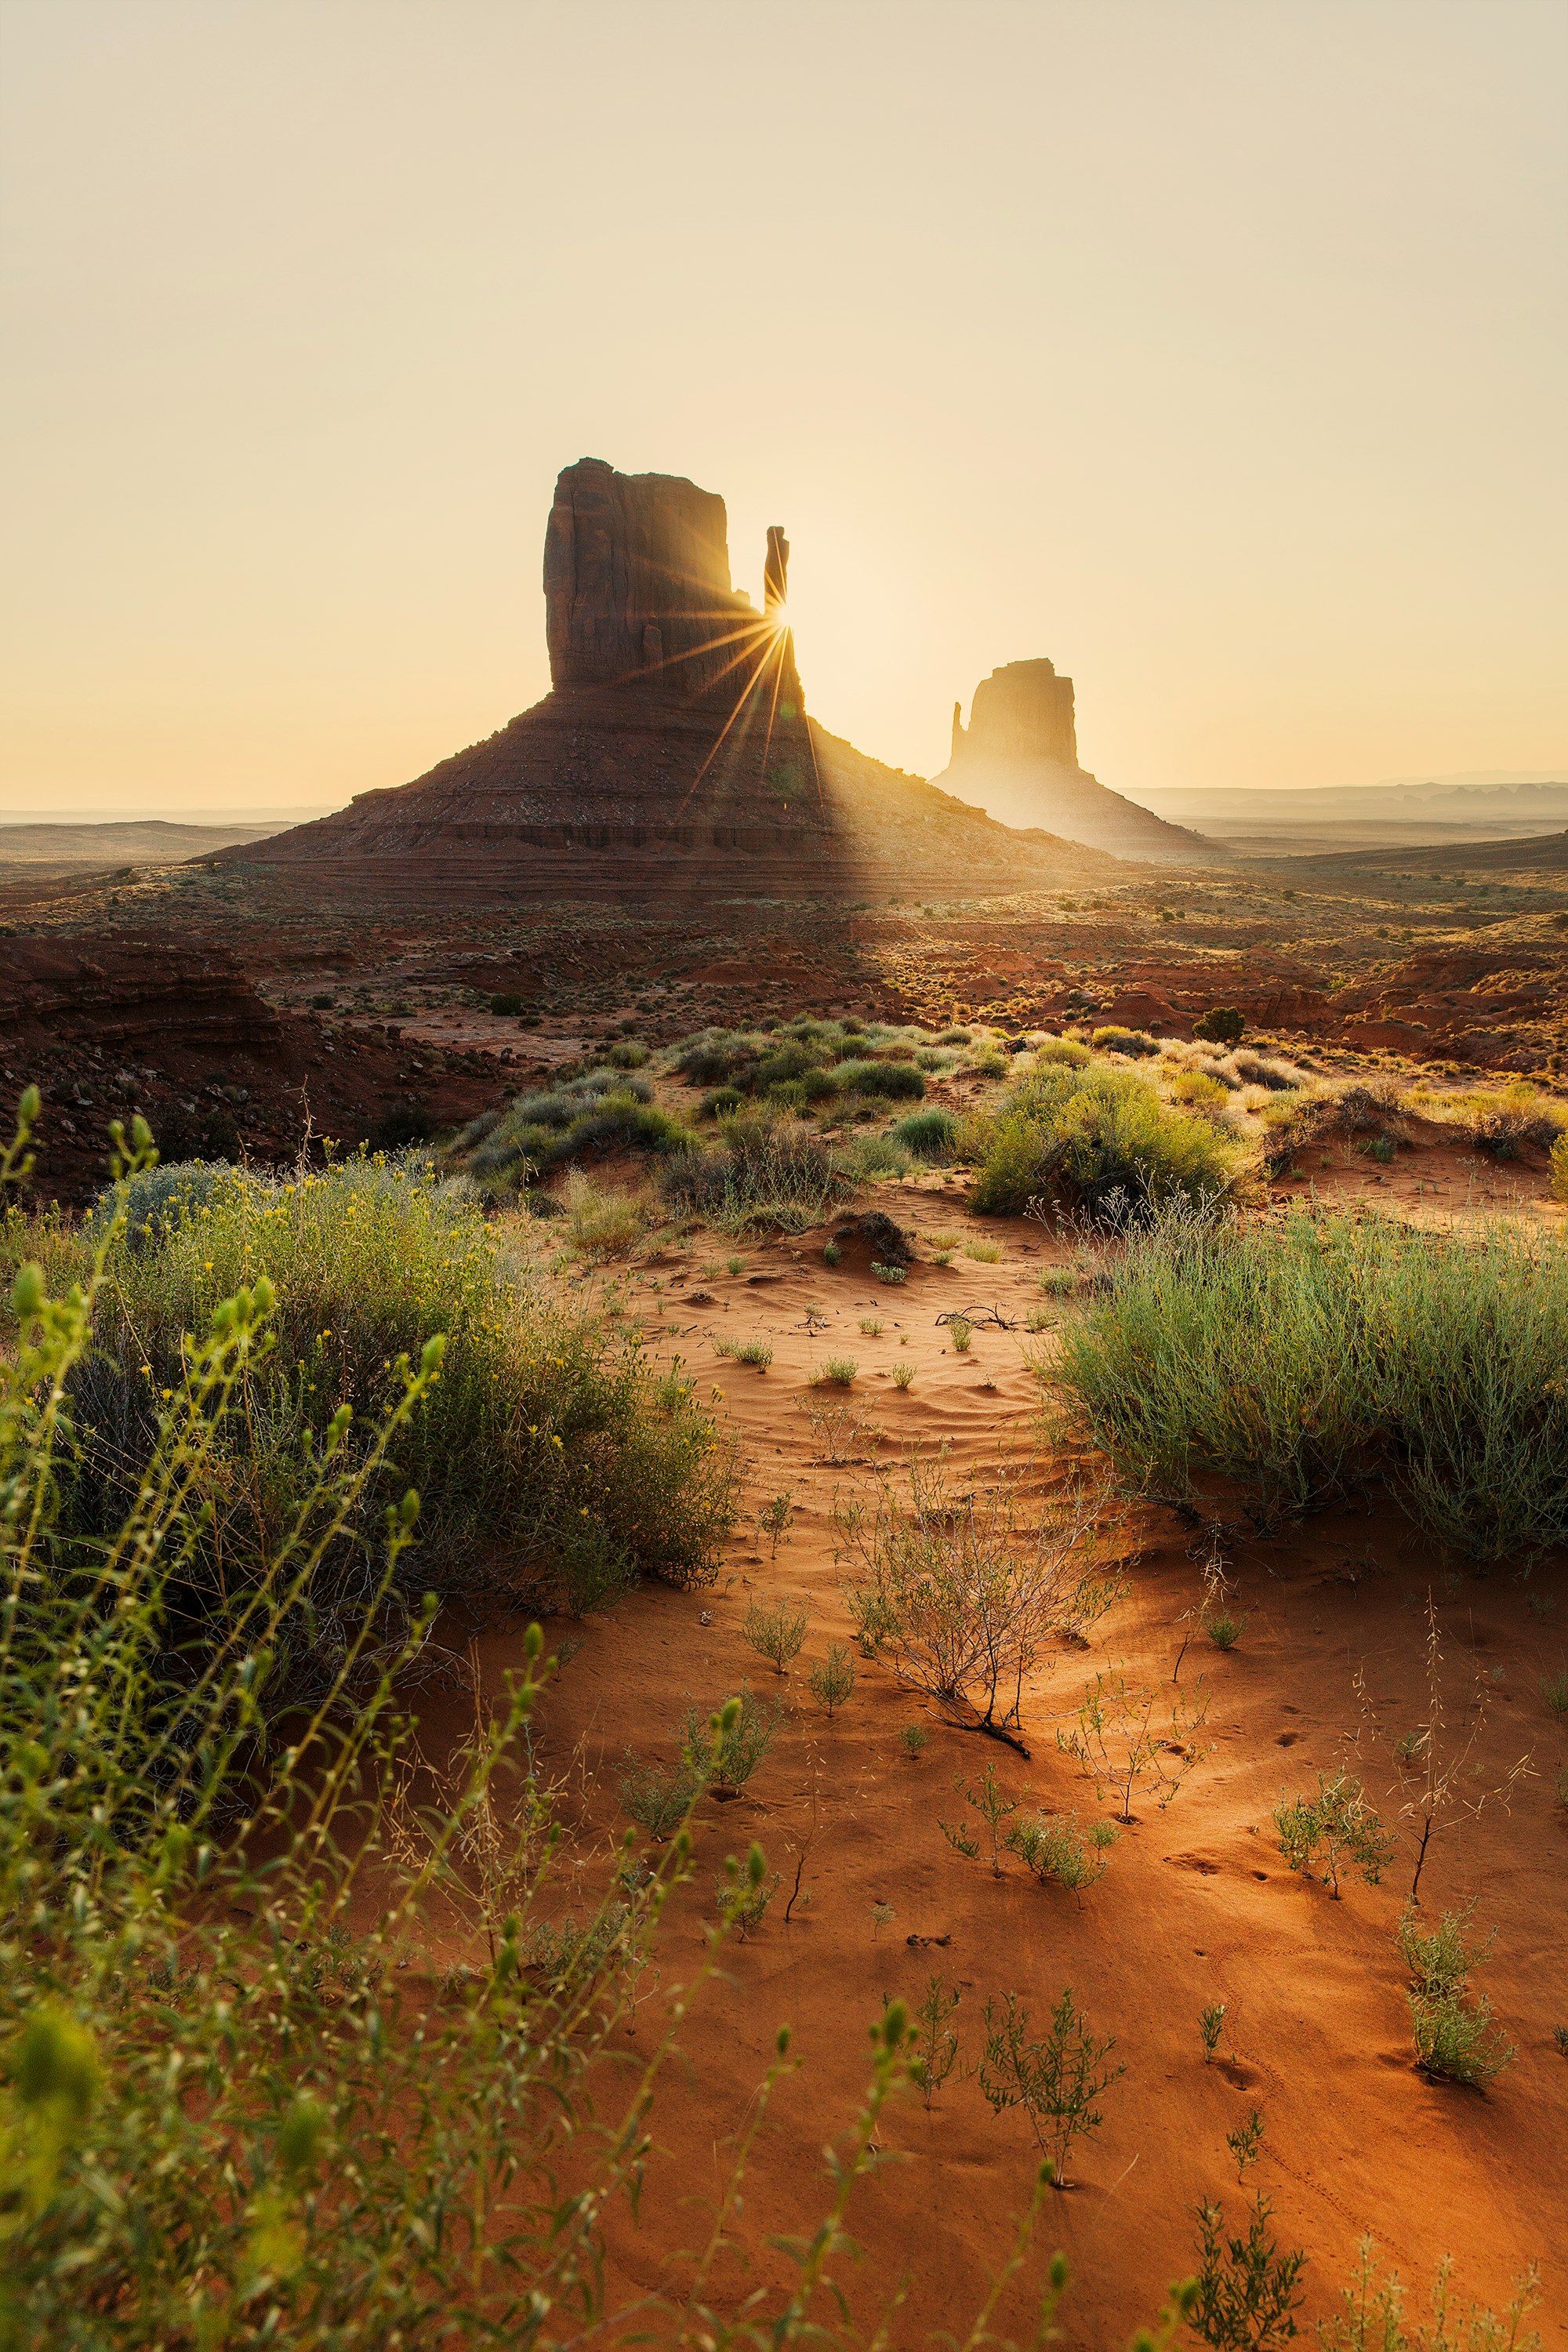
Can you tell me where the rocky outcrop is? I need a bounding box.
[227,462,1118,898]
[544,459,762,703]
[0,932,495,1204]
[938,658,1216,866]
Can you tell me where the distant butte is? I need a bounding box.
[935,659,1215,865]
[221,461,1128,899]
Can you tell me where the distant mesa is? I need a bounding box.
[935,659,1214,866]
[223,462,1129,897]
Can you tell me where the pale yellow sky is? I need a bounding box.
[3,1,1565,818]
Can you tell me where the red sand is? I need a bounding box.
[432,1156,1568,2346]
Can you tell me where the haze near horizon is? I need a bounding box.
[2,1,1565,821]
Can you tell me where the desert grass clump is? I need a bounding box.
[744,1595,809,1675]
[715,1844,779,1939]
[1053,1204,1568,1560]
[1540,1670,1568,1716]
[561,1167,648,1259]
[27,1152,738,1703]
[892,1106,960,1161]
[815,1356,858,1387]
[659,1110,855,1235]
[619,1753,702,1840]
[1091,1025,1160,1058]
[459,1067,692,1191]
[962,1237,1004,1263]
[948,1314,973,1352]
[891,1361,916,1390]
[681,1685,782,1796]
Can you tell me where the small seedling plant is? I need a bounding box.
[941,1761,1016,1876]
[757,1490,794,1555]
[809,1642,856,1717]
[1200,2002,1228,2063]
[1356,1595,1533,1906]
[743,1595,808,1676]
[899,1723,927,1761]
[1058,1671,1212,1821]
[913,1976,964,2111]
[978,1987,1123,2187]
[681,1686,780,1798]
[1272,1771,1395,1897]
[1226,2109,1264,2183]
[715,1844,779,1940]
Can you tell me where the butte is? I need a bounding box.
[935,659,1214,864]
[225,460,1126,902]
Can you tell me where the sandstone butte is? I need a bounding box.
[934,657,1214,864]
[221,459,1156,900]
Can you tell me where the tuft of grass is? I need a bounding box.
[659,1111,856,1235]
[948,1316,973,1352]
[860,1316,884,1337]
[815,1356,858,1387]
[891,1362,916,1390]
[962,1237,1004,1263]
[1540,1670,1568,1716]
[1052,1204,1568,1559]
[561,1168,647,1259]
[892,1107,960,1161]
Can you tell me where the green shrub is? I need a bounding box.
[607,1038,650,1069]
[1091,1025,1159,1058]
[490,990,525,1015]
[1552,1129,1568,1201]
[34,1157,736,1702]
[1395,1901,1514,2085]
[832,1057,926,1101]
[1033,1036,1091,1067]
[892,1106,960,1161]
[1005,1811,1118,1893]
[458,1069,693,1189]
[1272,1771,1394,1896]
[965,1064,1239,1222]
[681,1685,781,1795]
[1053,1206,1568,1557]
[1195,1007,1247,1045]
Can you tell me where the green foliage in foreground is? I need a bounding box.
[1052,1207,1568,1559]
[4,1152,735,1711]
[0,1110,1548,2347]
[963,1063,1240,1223]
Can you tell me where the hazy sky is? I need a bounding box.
[4,1,1566,818]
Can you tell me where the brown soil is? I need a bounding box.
[405,1138,1568,2345]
